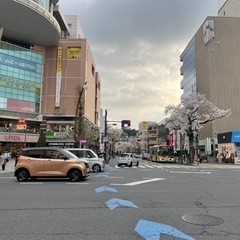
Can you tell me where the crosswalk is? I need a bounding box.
[115,164,199,169]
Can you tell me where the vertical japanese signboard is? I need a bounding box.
[55,47,62,109]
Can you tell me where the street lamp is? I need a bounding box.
[74,82,88,145]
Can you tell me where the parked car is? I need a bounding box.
[133,153,141,158]
[67,148,105,172]
[141,152,150,160]
[14,147,90,182]
[117,153,139,167]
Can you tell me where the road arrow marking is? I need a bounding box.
[135,219,195,240]
[95,186,118,193]
[110,178,165,186]
[105,198,139,210]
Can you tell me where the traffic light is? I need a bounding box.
[121,120,131,128]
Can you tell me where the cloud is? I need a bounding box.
[60,0,218,128]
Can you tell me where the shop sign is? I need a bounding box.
[232,131,240,142]
[4,135,21,141]
[47,142,75,147]
[46,132,66,138]
[17,124,26,130]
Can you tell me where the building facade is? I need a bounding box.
[0,0,101,154]
[180,16,240,148]
[218,0,240,16]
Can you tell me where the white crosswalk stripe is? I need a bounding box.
[115,164,198,169]
[140,164,155,168]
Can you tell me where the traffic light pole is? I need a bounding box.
[103,112,131,164]
[104,109,108,163]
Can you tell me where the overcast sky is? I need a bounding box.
[60,0,220,129]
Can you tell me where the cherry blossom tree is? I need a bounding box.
[164,93,231,164]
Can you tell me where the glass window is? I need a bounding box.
[0,42,43,113]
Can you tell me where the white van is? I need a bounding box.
[67,148,105,172]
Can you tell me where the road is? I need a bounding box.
[1,158,240,240]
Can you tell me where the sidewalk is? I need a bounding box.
[192,162,240,168]
[0,158,15,173]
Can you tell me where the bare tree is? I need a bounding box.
[164,93,231,164]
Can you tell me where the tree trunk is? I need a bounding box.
[188,129,195,164]
[189,139,194,164]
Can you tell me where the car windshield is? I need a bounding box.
[68,149,98,158]
[63,149,81,159]
[120,153,130,157]
[87,150,97,158]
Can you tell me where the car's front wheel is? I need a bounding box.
[16,169,29,182]
[92,164,101,172]
[68,169,82,182]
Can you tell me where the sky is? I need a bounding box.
[59,0,221,129]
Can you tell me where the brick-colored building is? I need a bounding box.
[0,1,101,153]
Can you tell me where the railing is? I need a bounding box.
[0,127,40,134]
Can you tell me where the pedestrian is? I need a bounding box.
[15,150,20,167]
[199,152,202,164]
[1,152,8,171]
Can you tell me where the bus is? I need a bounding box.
[149,145,175,163]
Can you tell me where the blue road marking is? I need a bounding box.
[135,219,195,240]
[95,186,118,193]
[105,198,139,210]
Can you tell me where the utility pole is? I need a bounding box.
[104,109,108,163]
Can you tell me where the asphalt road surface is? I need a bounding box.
[1,158,240,240]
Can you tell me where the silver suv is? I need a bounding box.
[67,148,105,172]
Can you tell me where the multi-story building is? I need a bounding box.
[147,122,158,148]
[138,121,157,152]
[0,0,101,154]
[180,0,240,157]
[218,0,240,16]
[157,119,170,146]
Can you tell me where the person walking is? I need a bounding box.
[1,152,8,171]
[15,150,20,167]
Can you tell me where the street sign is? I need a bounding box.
[103,137,108,142]
[18,118,26,125]
[17,124,26,130]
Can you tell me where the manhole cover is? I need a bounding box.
[182,213,223,226]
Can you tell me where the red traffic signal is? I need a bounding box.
[121,120,131,128]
